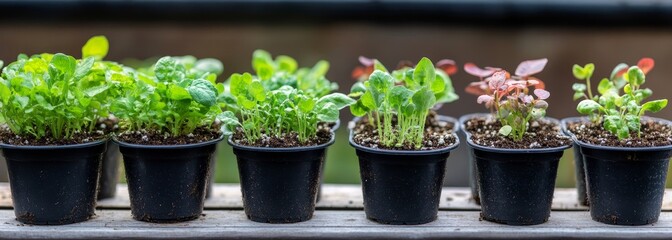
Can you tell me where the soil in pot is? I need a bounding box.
[465,116,571,225]
[568,119,672,225]
[0,131,107,225]
[117,128,222,223]
[351,115,459,225]
[230,128,333,223]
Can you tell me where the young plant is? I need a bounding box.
[350,56,459,108]
[464,59,547,112]
[574,58,667,139]
[0,36,130,141]
[112,56,226,137]
[251,49,337,98]
[572,58,654,123]
[349,57,456,149]
[466,59,550,141]
[218,73,354,144]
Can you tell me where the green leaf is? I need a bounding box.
[317,102,339,122]
[217,111,241,135]
[193,58,224,76]
[624,84,632,94]
[83,85,110,97]
[14,95,29,108]
[155,56,186,83]
[74,57,95,80]
[572,83,587,92]
[309,60,330,79]
[389,86,413,109]
[0,83,10,103]
[187,79,218,107]
[577,99,602,115]
[412,57,436,87]
[572,64,585,79]
[640,99,668,115]
[597,78,617,96]
[81,36,109,60]
[369,70,394,93]
[627,66,645,87]
[360,91,376,109]
[411,87,436,111]
[50,53,77,79]
[349,82,366,97]
[252,50,275,80]
[275,55,297,73]
[317,93,355,110]
[499,125,512,136]
[573,92,585,101]
[167,85,192,100]
[430,74,446,94]
[350,100,369,117]
[373,59,388,73]
[298,96,316,112]
[249,80,266,101]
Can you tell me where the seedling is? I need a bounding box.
[218,73,354,143]
[468,59,550,141]
[573,58,667,139]
[349,57,458,149]
[251,50,337,98]
[112,56,226,137]
[0,36,124,140]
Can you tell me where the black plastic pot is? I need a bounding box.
[230,135,334,223]
[116,136,223,223]
[463,114,571,225]
[350,116,460,225]
[560,117,589,206]
[567,117,672,225]
[316,119,340,203]
[458,113,487,205]
[1,140,107,225]
[97,142,121,200]
[205,151,216,199]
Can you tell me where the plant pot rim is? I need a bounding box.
[0,138,108,150]
[348,115,460,155]
[113,134,224,149]
[560,116,672,152]
[459,113,572,153]
[227,132,335,152]
[330,119,341,132]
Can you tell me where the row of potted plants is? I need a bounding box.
[0,36,669,227]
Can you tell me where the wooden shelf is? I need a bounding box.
[0,183,671,239]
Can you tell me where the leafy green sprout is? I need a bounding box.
[217,73,354,144]
[574,59,667,139]
[348,57,458,149]
[0,36,118,140]
[111,56,226,137]
[251,49,337,98]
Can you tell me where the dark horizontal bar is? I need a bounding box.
[1,0,672,26]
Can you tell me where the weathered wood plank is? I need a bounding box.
[0,210,671,239]
[0,183,670,211]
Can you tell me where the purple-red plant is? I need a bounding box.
[469,59,550,141]
[464,59,547,98]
